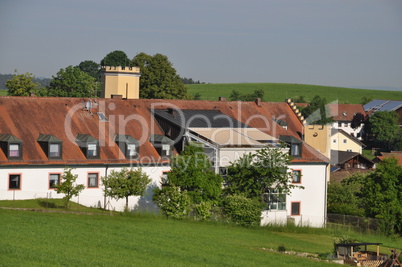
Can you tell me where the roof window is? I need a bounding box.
[149,134,174,159]
[37,134,62,159]
[75,134,100,159]
[0,134,23,160]
[115,134,140,159]
[279,135,302,158]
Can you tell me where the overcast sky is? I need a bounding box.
[1,0,401,89]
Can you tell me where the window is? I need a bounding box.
[333,139,337,143]
[344,123,349,127]
[149,134,174,159]
[291,143,301,157]
[49,143,61,158]
[343,139,347,144]
[115,135,140,159]
[9,174,21,190]
[49,173,61,189]
[291,202,301,216]
[75,134,99,159]
[0,134,23,160]
[338,122,342,127]
[347,149,352,152]
[264,189,286,211]
[37,134,62,159]
[292,170,301,184]
[87,144,97,157]
[88,173,99,188]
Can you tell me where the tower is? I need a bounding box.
[100,66,141,99]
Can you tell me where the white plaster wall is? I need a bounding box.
[260,210,288,226]
[286,163,328,228]
[218,148,260,167]
[0,165,170,212]
[332,122,363,140]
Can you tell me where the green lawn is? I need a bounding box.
[187,83,402,104]
[1,204,401,266]
[0,89,7,96]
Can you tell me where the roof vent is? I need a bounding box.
[84,101,92,110]
[343,112,347,116]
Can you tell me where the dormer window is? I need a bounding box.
[279,135,302,158]
[37,134,62,159]
[115,134,140,159]
[0,134,23,160]
[149,134,174,159]
[75,134,100,159]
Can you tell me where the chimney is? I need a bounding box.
[255,98,261,107]
[219,97,226,101]
[111,94,123,99]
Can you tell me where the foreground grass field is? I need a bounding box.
[0,89,7,96]
[1,203,401,266]
[187,83,402,104]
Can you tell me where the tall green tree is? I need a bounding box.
[132,52,188,99]
[78,60,100,80]
[365,111,401,151]
[47,66,99,97]
[225,146,297,200]
[56,168,85,209]
[6,72,39,96]
[101,168,151,210]
[101,50,131,67]
[301,95,334,125]
[362,157,402,236]
[155,143,222,205]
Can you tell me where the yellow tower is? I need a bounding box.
[100,66,141,99]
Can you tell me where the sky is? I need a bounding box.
[1,0,402,90]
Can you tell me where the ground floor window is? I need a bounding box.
[291,202,301,216]
[49,173,61,189]
[88,173,99,188]
[264,189,286,211]
[9,174,21,190]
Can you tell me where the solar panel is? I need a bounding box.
[363,99,388,111]
[378,101,402,111]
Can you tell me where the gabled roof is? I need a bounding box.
[149,134,174,144]
[330,150,373,165]
[328,104,366,122]
[114,134,139,144]
[76,134,98,143]
[0,96,328,165]
[331,129,366,147]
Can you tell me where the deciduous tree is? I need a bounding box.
[101,50,131,67]
[56,168,85,209]
[365,111,401,151]
[132,52,188,99]
[6,72,39,96]
[47,66,99,97]
[78,60,100,80]
[102,168,151,211]
[301,95,334,125]
[225,146,297,200]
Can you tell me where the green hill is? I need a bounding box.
[187,83,402,104]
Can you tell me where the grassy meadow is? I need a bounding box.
[1,200,402,266]
[187,83,402,104]
[0,89,7,96]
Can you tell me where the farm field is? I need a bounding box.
[187,83,402,104]
[1,205,401,266]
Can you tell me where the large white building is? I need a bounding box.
[0,68,330,227]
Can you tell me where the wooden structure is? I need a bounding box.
[335,242,391,266]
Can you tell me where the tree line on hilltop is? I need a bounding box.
[2,50,204,99]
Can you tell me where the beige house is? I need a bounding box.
[331,129,365,154]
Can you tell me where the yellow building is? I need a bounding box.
[100,66,141,99]
[303,124,332,159]
[331,129,365,154]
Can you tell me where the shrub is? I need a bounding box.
[153,186,191,220]
[194,201,212,221]
[223,194,262,227]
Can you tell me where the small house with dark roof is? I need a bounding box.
[331,150,374,171]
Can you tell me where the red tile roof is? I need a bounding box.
[328,104,366,122]
[0,96,328,165]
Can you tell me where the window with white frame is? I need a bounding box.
[343,139,347,144]
[264,189,286,211]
